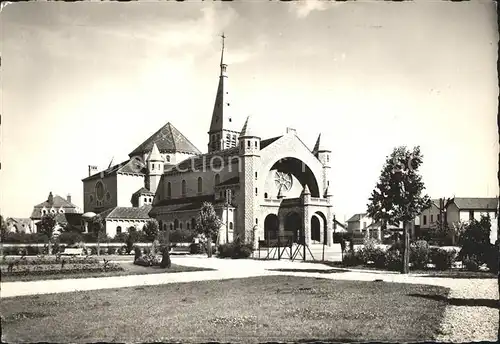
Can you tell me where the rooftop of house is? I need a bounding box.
[449,197,498,211]
[99,205,153,220]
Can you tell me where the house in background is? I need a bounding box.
[445,197,498,224]
[30,192,82,232]
[5,218,34,233]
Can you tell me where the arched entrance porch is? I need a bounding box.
[264,214,279,241]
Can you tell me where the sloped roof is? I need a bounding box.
[133,187,154,196]
[99,205,152,220]
[347,213,366,222]
[162,135,282,176]
[334,219,347,231]
[216,176,240,187]
[150,195,220,216]
[82,159,148,182]
[34,195,78,209]
[450,197,498,210]
[129,122,201,157]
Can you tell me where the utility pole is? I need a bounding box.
[225,189,231,244]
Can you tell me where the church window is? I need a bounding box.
[215,174,220,185]
[227,134,231,140]
[197,177,203,194]
[152,164,155,170]
[256,218,258,225]
[229,222,233,230]
[167,182,172,199]
[255,172,258,180]
[219,191,223,199]
[255,188,258,196]
[192,218,196,229]
[174,219,179,229]
[255,141,258,148]
[51,209,56,214]
[264,193,268,199]
[180,222,183,230]
[181,180,186,197]
[247,140,250,148]
[144,197,147,203]
[163,223,167,231]
[187,222,190,230]
[170,223,173,230]
[229,117,232,122]
[116,226,122,234]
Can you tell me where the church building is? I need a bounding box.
[82,37,334,248]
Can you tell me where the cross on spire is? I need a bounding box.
[220,32,226,68]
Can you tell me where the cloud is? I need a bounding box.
[289,0,329,19]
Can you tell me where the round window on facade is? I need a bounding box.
[95,181,105,201]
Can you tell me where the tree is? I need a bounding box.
[458,215,491,264]
[0,215,7,256]
[143,219,159,243]
[39,213,57,255]
[367,146,431,274]
[430,219,466,246]
[91,215,106,256]
[195,202,222,258]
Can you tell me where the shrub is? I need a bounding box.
[485,243,498,273]
[58,232,83,246]
[463,256,480,272]
[431,248,456,271]
[112,232,129,243]
[342,250,361,266]
[134,246,142,261]
[170,229,196,243]
[25,245,39,256]
[410,240,430,269]
[159,247,170,268]
[107,247,117,255]
[190,243,205,255]
[384,249,402,271]
[217,241,253,259]
[358,238,384,265]
[134,253,161,267]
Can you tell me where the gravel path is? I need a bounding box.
[434,279,498,342]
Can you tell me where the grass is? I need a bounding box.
[0,276,450,342]
[0,262,212,282]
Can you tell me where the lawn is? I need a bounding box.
[1,276,450,342]
[1,262,212,282]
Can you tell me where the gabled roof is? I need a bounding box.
[129,122,201,157]
[34,195,78,209]
[449,197,498,210]
[347,213,367,222]
[216,176,240,187]
[99,205,152,220]
[133,187,154,196]
[82,159,148,182]
[334,219,347,231]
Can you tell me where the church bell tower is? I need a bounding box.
[208,34,240,153]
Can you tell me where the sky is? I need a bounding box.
[0,0,498,223]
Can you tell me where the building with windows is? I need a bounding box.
[30,192,82,232]
[83,38,334,247]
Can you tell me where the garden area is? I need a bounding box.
[0,275,450,342]
[335,214,498,278]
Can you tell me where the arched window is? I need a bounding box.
[229,222,233,230]
[180,222,183,230]
[166,155,171,162]
[197,177,203,194]
[152,164,155,170]
[174,219,179,229]
[42,210,47,215]
[116,226,122,234]
[247,140,250,148]
[215,174,220,185]
[144,197,147,203]
[264,192,268,199]
[167,182,172,198]
[170,223,173,230]
[181,180,186,197]
[255,141,258,148]
[187,222,190,230]
[163,223,167,231]
[191,218,196,230]
[255,172,258,180]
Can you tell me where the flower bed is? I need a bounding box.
[1,262,123,277]
[0,256,99,266]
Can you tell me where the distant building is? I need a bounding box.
[5,218,33,233]
[98,206,152,237]
[30,192,82,232]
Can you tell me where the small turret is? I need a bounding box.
[238,116,261,156]
[146,143,164,193]
[301,184,311,204]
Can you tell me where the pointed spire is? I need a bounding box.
[220,32,227,76]
[312,133,331,154]
[147,143,163,162]
[302,184,311,195]
[240,116,258,138]
[324,185,333,197]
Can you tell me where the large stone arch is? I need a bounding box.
[312,211,328,244]
[264,214,279,241]
[259,157,321,198]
